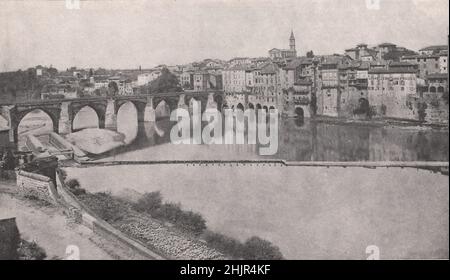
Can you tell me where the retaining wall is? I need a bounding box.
[15,170,58,204]
[55,169,165,260]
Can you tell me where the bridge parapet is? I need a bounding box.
[3,91,224,146]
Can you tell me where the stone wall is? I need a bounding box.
[16,170,58,204]
[422,93,449,124]
[55,169,165,260]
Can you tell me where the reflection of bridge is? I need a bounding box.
[0,91,224,146]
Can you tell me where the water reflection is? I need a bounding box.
[103,116,449,162]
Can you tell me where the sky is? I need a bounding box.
[0,0,448,71]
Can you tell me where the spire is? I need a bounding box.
[289,30,296,52]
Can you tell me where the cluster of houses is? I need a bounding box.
[33,31,448,123]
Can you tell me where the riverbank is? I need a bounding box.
[0,179,146,260]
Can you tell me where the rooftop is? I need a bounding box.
[369,68,417,74]
[419,45,448,51]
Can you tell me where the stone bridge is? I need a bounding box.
[0,91,224,146]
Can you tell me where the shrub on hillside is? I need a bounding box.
[78,192,128,222]
[202,231,245,259]
[65,178,86,196]
[134,193,207,236]
[176,210,207,236]
[132,191,162,214]
[153,202,184,223]
[242,236,284,260]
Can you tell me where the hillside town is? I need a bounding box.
[1,31,448,125]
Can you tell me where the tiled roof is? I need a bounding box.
[378,42,397,47]
[419,45,448,51]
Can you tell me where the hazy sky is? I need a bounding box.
[0,0,448,71]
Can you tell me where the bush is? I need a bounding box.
[133,191,162,214]
[176,211,207,236]
[79,192,128,222]
[18,240,47,260]
[153,202,184,223]
[242,236,284,260]
[65,178,86,196]
[202,231,245,259]
[134,193,207,236]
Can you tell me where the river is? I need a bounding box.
[11,107,450,259]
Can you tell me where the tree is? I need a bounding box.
[306,50,314,58]
[242,236,284,260]
[147,68,182,94]
[108,81,119,96]
[133,191,163,214]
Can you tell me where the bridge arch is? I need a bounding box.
[72,105,100,131]
[155,100,171,120]
[16,109,57,150]
[116,101,138,144]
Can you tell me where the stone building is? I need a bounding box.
[316,57,342,117]
[222,65,249,93]
[368,68,418,120]
[338,61,370,118]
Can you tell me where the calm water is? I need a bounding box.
[10,106,449,161]
[102,115,449,162]
[66,165,449,259]
[10,107,449,259]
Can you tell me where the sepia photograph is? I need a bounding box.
[0,0,448,266]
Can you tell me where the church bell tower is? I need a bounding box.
[289,30,296,52]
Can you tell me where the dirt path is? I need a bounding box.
[0,180,131,260]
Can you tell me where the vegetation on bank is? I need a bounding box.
[63,175,283,260]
